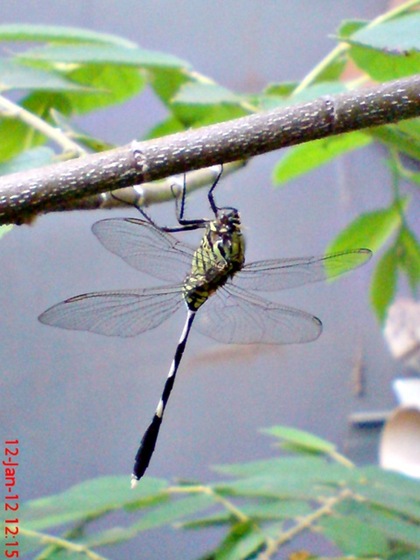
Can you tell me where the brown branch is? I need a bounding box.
[0,75,419,225]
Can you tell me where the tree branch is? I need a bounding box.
[0,75,419,225]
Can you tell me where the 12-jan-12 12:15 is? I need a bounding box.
[3,439,19,558]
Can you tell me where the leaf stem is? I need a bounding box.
[20,527,108,560]
[328,449,354,468]
[257,488,353,559]
[0,94,86,157]
[168,484,250,523]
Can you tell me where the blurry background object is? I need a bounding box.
[383,298,420,372]
[379,299,420,478]
[379,378,420,479]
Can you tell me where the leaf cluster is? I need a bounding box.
[15,427,420,560]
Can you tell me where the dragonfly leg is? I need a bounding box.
[207,165,223,214]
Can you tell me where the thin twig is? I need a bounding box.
[0,94,86,157]
[20,527,108,560]
[257,489,353,560]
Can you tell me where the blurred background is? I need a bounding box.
[1,1,417,558]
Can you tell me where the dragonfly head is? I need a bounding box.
[214,207,241,234]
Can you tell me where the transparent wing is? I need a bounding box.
[38,285,184,337]
[234,249,372,292]
[92,218,195,283]
[195,284,322,345]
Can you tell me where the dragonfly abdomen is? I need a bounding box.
[182,274,228,311]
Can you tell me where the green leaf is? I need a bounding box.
[0,59,87,92]
[348,43,420,81]
[291,82,347,101]
[359,485,420,522]
[19,44,190,69]
[213,475,330,500]
[326,201,406,255]
[0,91,72,161]
[170,81,251,126]
[146,116,186,139]
[64,63,145,114]
[358,465,420,501]
[347,466,420,521]
[0,147,55,174]
[370,245,398,323]
[337,19,368,39]
[345,12,420,80]
[170,98,247,128]
[242,498,310,520]
[79,525,139,548]
[259,82,346,111]
[130,494,214,531]
[180,499,310,529]
[273,132,371,185]
[213,521,265,560]
[0,225,13,239]
[20,476,168,530]
[398,160,420,186]
[213,460,350,500]
[350,12,420,52]
[150,66,192,106]
[181,104,248,127]
[177,515,231,530]
[213,456,331,478]
[391,554,420,560]
[173,82,243,106]
[361,506,420,548]
[371,124,420,162]
[312,54,346,82]
[265,82,346,101]
[365,217,420,322]
[403,171,420,186]
[397,226,420,291]
[261,426,336,454]
[397,117,420,141]
[0,117,40,162]
[0,23,137,47]
[319,515,390,556]
[264,82,297,97]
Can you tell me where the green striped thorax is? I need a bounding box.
[183,207,245,311]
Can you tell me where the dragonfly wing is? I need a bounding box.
[234,249,372,292]
[195,285,322,345]
[39,285,184,337]
[92,218,195,283]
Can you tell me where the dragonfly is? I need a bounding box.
[39,168,372,487]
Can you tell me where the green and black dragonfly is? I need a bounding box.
[39,169,372,486]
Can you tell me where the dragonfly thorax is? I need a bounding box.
[182,207,245,311]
